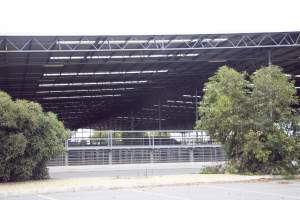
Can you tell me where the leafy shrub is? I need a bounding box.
[200,164,225,174]
[0,91,69,182]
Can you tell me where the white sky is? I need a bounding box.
[0,0,300,35]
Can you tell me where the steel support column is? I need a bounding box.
[130,111,134,130]
[268,50,272,66]
[158,98,162,130]
[195,88,198,122]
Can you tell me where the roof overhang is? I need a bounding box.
[1,32,300,129]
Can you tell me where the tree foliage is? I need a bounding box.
[196,66,300,175]
[0,91,69,182]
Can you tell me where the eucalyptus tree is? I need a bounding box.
[196,66,300,175]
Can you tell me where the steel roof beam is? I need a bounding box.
[0,33,300,54]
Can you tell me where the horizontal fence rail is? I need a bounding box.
[49,130,227,166]
[67,136,214,148]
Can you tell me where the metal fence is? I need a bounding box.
[49,130,226,166]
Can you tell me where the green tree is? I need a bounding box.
[196,66,300,175]
[0,91,69,182]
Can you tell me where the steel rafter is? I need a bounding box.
[0,32,300,54]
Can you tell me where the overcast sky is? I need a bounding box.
[0,0,299,35]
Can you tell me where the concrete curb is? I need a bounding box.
[48,162,226,173]
[49,162,227,179]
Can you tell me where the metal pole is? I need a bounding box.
[108,131,113,165]
[152,133,155,149]
[150,149,154,163]
[64,139,68,166]
[109,120,112,130]
[158,98,162,130]
[268,50,272,66]
[113,119,116,131]
[110,131,113,148]
[189,148,194,162]
[195,88,198,122]
[130,111,134,130]
[195,88,199,143]
[108,150,112,165]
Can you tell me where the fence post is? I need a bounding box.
[110,131,113,148]
[214,146,217,161]
[152,134,155,149]
[64,139,68,166]
[108,131,113,165]
[108,150,113,165]
[150,149,154,163]
[96,150,100,165]
[189,148,194,162]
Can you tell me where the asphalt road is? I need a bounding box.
[5,180,300,200]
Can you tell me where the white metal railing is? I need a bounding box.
[67,130,215,149]
[49,130,225,166]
